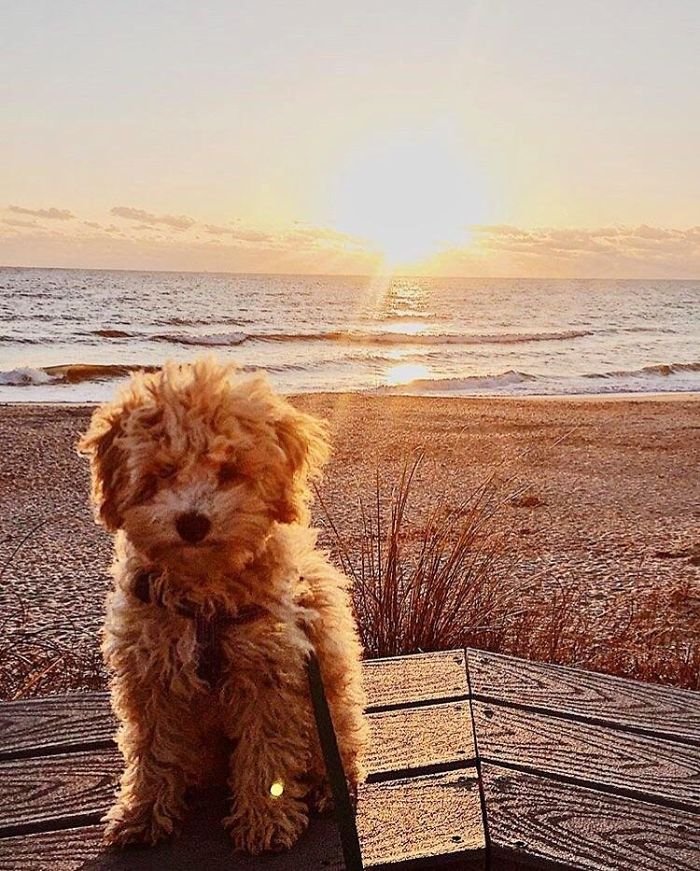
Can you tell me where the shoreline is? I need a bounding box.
[2,388,700,409]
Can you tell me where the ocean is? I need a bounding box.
[1,267,699,402]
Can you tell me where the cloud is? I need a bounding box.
[111,206,195,231]
[472,224,700,258]
[8,205,75,220]
[203,224,275,243]
[202,222,369,252]
[422,224,700,277]
[2,217,38,228]
[0,227,381,274]
[2,210,698,277]
[288,225,369,250]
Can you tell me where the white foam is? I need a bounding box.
[153,331,249,347]
[0,367,56,386]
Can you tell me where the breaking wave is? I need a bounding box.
[151,331,249,347]
[147,327,594,348]
[92,328,132,338]
[0,367,56,386]
[586,361,700,379]
[376,361,700,396]
[377,370,539,394]
[2,359,698,394]
[0,363,158,387]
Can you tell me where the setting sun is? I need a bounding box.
[329,127,487,266]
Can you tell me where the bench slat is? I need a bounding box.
[472,701,700,811]
[0,826,106,871]
[0,694,113,760]
[482,763,700,871]
[366,702,475,780]
[363,650,468,711]
[0,737,485,868]
[357,769,484,869]
[0,818,345,871]
[467,650,700,743]
[0,653,470,760]
[0,750,120,837]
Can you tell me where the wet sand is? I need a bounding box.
[1,395,699,661]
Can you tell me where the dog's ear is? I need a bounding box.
[77,403,129,531]
[272,407,330,524]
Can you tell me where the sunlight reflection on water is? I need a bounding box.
[385,362,431,385]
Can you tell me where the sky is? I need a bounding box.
[1,0,699,276]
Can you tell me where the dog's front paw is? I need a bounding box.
[308,779,334,815]
[308,776,360,816]
[225,798,309,854]
[102,801,179,847]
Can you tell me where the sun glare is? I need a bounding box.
[330,126,487,267]
[383,320,429,335]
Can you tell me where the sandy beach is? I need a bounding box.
[1,394,699,693]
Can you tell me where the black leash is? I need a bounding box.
[307,651,364,871]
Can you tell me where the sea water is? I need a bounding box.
[1,267,699,402]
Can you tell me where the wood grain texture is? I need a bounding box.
[0,769,486,869]
[467,650,700,743]
[366,702,475,780]
[472,701,700,811]
[356,768,485,869]
[363,650,468,711]
[0,816,345,871]
[0,693,113,760]
[0,749,120,836]
[482,763,700,871]
[0,826,106,871]
[0,653,468,760]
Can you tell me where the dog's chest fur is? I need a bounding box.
[131,568,271,687]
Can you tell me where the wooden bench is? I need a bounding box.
[0,649,698,870]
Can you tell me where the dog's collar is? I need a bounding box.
[132,568,267,626]
[132,568,268,687]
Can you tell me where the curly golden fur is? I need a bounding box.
[78,358,367,854]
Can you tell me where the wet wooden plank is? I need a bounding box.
[363,650,468,711]
[357,768,484,869]
[0,693,113,760]
[366,702,475,780]
[472,701,700,810]
[0,750,120,836]
[483,764,700,871]
[467,650,700,743]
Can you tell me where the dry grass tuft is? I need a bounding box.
[318,455,517,658]
[0,603,103,700]
[319,455,699,691]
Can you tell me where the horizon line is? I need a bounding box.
[1,263,699,282]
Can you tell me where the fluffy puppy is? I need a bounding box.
[78,358,367,854]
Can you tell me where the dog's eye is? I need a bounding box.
[158,464,177,479]
[132,475,158,505]
[218,462,242,486]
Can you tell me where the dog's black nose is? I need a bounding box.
[176,511,211,544]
